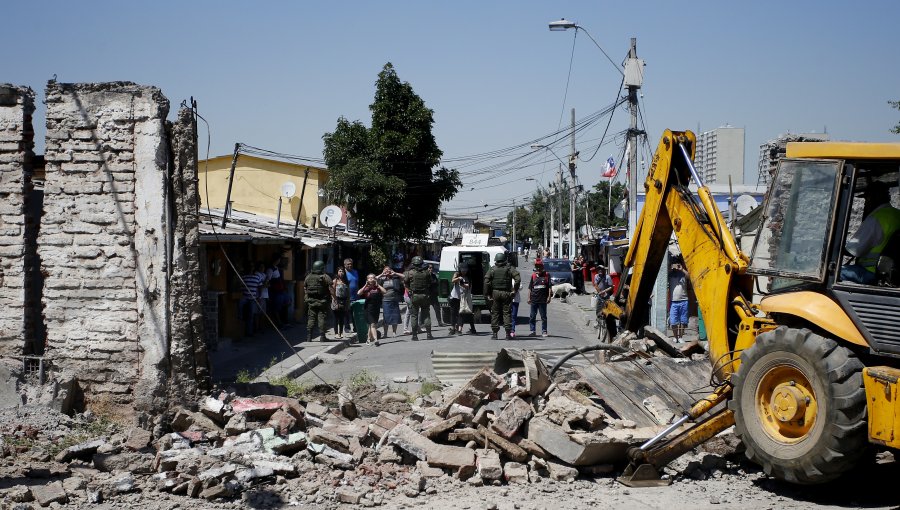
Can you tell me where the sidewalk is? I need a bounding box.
[208,321,353,383]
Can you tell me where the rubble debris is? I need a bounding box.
[0,348,730,507]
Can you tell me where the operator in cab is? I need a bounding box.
[841,186,900,285]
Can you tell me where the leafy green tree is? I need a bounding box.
[323,63,461,244]
[581,181,627,229]
[891,100,900,134]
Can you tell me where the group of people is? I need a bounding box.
[237,255,292,338]
[301,256,451,346]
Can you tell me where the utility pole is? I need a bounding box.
[512,200,517,257]
[544,189,556,256]
[624,38,644,238]
[568,108,578,260]
[557,166,564,258]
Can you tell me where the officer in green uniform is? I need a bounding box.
[404,256,434,341]
[304,261,332,342]
[484,252,520,339]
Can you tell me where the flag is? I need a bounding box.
[602,155,617,178]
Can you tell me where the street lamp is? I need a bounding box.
[549,18,642,239]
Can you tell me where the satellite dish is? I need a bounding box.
[281,182,297,198]
[320,205,343,228]
[614,199,626,219]
[735,194,758,216]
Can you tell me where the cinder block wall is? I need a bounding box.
[0,85,35,356]
[40,82,170,416]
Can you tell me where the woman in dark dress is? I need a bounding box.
[357,273,386,345]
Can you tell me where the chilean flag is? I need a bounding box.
[602,155,617,178]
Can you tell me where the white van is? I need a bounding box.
[436,244,516,323]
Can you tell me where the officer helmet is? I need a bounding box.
[312,261,325,272]
[412,256,423,267]
[494,252,507,263]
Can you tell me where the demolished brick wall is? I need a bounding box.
[166,106,209,405]
[39,82,172,417]
[0,85,35,357]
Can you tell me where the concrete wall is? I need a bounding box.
[40,82,171,416]
[0,85,35,357]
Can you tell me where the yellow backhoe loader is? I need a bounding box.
[606,130,900,485]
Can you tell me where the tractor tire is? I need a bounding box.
[729,327,867,484]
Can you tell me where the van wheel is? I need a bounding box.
[729,327,867,484]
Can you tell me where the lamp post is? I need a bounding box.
[549,19,643,238]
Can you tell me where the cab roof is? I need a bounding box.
[786,142,900,160]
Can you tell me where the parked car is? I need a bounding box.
[540,258,574,286]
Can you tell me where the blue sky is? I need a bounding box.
[7,1,899,214]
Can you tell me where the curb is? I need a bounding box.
[255,340,351,382]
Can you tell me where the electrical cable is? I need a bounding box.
[194,108,362,406]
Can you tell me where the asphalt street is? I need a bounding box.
[294,262,598,388]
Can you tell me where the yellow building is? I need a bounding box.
[198,154,328,228]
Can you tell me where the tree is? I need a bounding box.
[323,63,461,244]
[891,100,900,134]
[581,181,627,229]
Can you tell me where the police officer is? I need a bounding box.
[404,256,434,341]
[304,261,332,342]
[484,252,520,340]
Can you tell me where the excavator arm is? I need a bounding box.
[608,130,760,486]
[612,130,753,378]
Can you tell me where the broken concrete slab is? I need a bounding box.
[522,351,551,397]
[546,459,578,482]
[31,481,67,506]
[200,397,226,424]
[503,462,529,484]
[492,397,532,439]
[526,417,628,466]
[476,450,503,480]
[124,427,152,451]
[230,398,283,419]
[369,411,402,439]
[55,438,106,462]
[387,424,432,461]
[423,414,465,440]
[308,427,350,453]
[438,368,503,418]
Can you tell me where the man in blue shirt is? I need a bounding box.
[344,258,359,332]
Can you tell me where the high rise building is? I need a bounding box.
[694,126,745,185]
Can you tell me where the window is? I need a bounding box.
[750,159,842,288]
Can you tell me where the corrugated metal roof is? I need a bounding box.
[431,348,591,387]
[199,208,367,247]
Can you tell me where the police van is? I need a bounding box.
[436,234,516,323]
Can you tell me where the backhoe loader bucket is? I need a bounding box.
[617,462,670,487]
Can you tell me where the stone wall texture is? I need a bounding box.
[0,85,35,357]
[40,82,171,414]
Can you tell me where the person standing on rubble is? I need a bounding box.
[404,256,434,341]
[484,252,520,340]
[668,261,689,342]
[304,260,332,342]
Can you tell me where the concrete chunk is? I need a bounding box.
[526,417,628,466]
[423,414,465,440]
[492,396,532,439]
[370,411,402,439]
[476,450,503,480]
[230,398,283,418]
[438,367,503,417]
[426,444,476,470]
[546,459,578,482]
[523,351,551,396]
[387,424,432,461]
[308,427,350,453]
[55,438,106,462]
[503,462,529,484]
[32,481,67,506]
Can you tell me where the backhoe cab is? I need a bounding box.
[611,131,900,485]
